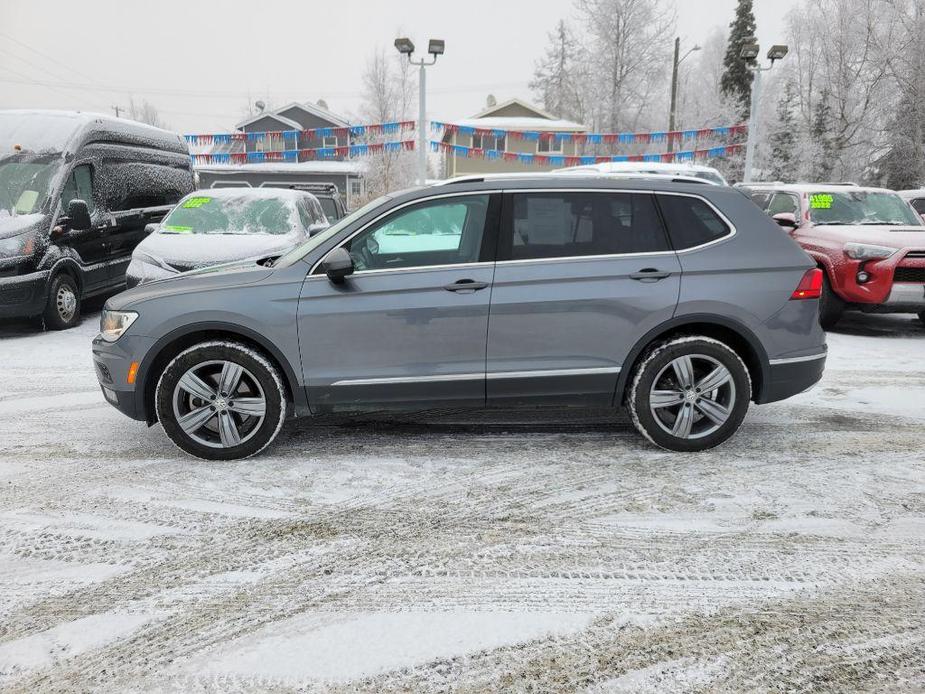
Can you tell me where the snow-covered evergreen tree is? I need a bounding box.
[767,80,798,182]
[720,0,757,119]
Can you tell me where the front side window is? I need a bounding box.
[343,194,491,272]
[503,192,669,261]
[807,191,921,226]
[657,195,731,250]
[767,193,798,216]
[60,164,96,213]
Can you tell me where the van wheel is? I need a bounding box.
[818,272,844,330]
[155,341,286,461]
[42,274,81,330]
[628,337,751,452]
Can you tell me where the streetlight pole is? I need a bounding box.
[395,38,445,186]
[740,41,789,183]
[667,38,700,153]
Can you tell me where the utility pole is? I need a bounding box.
[667,38,700,153]
[395,37,445,186]
[111,105,123,118]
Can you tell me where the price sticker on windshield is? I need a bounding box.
[182,196,212,209]
[809,194,833,209]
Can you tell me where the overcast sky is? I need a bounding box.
[0,0,800,134]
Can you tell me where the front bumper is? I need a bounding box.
[759,351,827,404]
[854,283,925,313]
[0,269,50,318]
[92,333,155,421]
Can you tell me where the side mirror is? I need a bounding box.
[308,222,329,237]
[66,199,92,231]
[144,223,158,235]
[321,247,354,284]
[772,212,798,229]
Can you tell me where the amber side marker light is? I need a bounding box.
[127,361,140,385]
[791,268,823,300]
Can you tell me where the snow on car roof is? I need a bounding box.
[180,187,316,202]
[898,189,925,199]
[743,182,897,195]
[554,161,723,175]
[194,161,368,175]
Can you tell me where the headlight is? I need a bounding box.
[844,243,896,261]
[0,233,37,259]
[100,309,138,342]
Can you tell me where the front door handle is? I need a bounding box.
[444,279,489,292]
[629,268,672,282]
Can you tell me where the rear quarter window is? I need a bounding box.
[657,194,731,250]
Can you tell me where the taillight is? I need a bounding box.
[791,268,823,300]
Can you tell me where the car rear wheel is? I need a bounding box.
[629,337,752,452]
[818,271,844,330]
[155,341,286,460]
[42,273,81,330]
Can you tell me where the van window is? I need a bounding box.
[911,198,925,215]
[502,192,669,261]
[657,195,731,250]
[103,161,189,211]
[344,194,491,271]
[767,193,798,216]
[60,165,95,213]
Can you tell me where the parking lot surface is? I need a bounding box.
[0,311,923,692]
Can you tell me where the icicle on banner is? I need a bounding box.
[430,121,746,145]
[430,140,743,166]
[183,120,416,146]
[191,140,416,165]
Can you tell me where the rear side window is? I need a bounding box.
[657,195,731,250]
[503,192,670,261]
[103,161,191,211]
[748,191,772,211]
[767,193,798,216]
[911,198,925,215]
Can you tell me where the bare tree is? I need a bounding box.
[530,20,588,124]
[128,98,168,129]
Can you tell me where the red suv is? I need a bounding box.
[744,184,925,328]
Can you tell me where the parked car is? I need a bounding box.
[125,188,328,287]
[93,177,826,460]
[899,189,925,222]
[0,110,193,329]
[265,182,347,222]
[553,161,728,185]
[742,183,925,328]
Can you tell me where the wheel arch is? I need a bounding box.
[614,314,770,406]
[47,257,84,296]
[136,322,304,425]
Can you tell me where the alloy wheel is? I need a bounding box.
[172,360,267,448]
[649,354,736,439]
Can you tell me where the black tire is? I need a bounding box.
[818,271,844,330]
[155,341,286,461]
[42,273,81,330]
[628,337,752,453]
[918,311,925,327]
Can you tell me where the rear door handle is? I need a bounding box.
[444,279,489,292]
[630,268,672,281]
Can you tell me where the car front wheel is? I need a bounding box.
[155,341,286,460]
[629,337,752,452]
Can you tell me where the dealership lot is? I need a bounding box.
[0,311,923,691]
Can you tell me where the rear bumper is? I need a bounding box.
[758,351,827,404]
[0,269,50,318]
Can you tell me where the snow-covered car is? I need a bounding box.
[898,189,925,223]
[552,161,728,185]
[125,188,329,287]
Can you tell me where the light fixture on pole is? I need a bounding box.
[742,40,788,182]
[394,36,444,185]
[667,38,701,153]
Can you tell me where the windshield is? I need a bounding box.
[274,196,391,268]
[160,194,301,235]
[808,191,921,226]
[0,155,61,215]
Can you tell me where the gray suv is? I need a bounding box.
[92,177,827,460]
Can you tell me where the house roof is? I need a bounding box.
[450,116,588,132]
[274,101,350,127]
[234,111,304,132]
[472,97,556,120]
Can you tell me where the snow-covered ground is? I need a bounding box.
[0,308,923,692]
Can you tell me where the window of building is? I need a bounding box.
[472,133,506,152]
[322,136,338,149]
[501,192,670,261]
[537,135,563,154]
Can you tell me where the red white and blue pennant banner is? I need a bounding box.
[431,121,746,145]
[431,140,744,165]
[184,120,416,146]
[192,140,415,165]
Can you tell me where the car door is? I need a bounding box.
[486,190,681,407]
[298,193,500,411]
[58,163,110,292]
